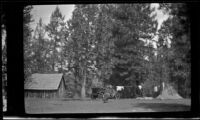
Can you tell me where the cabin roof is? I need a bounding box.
[24,73,63,90]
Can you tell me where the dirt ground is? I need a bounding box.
[25,98,191,113]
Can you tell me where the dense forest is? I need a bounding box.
[23,4,191,98]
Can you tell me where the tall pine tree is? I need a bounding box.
[110,4,157,88]
[67,5,99,98]
[24,5,34,81]
[46,6,67,72]
[32,18,50,73]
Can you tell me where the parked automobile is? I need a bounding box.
[91,87,105,99]
[102,86,120,102]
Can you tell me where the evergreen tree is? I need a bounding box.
[46,6,67,72]
[67,5,99,98]
[110,4,157,88]
[93,4,116,86]
[24,5,34,81]
[32,18,50,72]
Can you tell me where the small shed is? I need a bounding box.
[24,73,66,98]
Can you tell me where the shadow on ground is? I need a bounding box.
[132,102,190,112]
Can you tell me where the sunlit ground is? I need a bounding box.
[25,98,190,113]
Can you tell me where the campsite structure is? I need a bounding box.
[157,83,182,99]
[24,73,66,98]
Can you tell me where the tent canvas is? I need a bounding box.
[157,83,182,99]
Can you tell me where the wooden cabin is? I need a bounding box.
[24,73,66,98]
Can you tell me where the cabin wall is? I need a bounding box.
[25,90,58,98]
[57,78,66,98]
[25,77,67,98]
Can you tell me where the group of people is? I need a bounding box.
[101,84,160,103]
[102,84,144,103]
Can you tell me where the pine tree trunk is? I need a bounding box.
[52,38,57,72]
[81,79,86,98]
[52,61,55,72]
[60,61,63,73]
[81,68,86,98]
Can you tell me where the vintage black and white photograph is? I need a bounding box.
[24,4,191,113]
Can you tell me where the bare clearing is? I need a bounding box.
[25,98,190,113]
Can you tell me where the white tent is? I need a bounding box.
[157,83,182,99]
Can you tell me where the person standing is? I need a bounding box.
[138,84,143,97]
[154,86,158,98]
